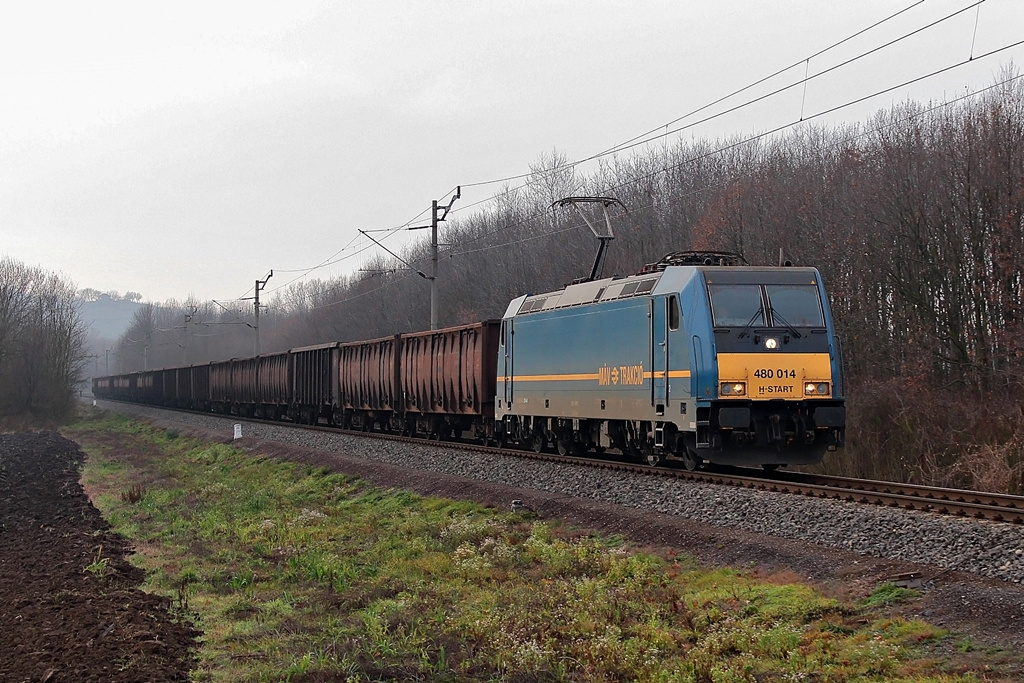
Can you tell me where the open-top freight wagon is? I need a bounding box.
[93,321,501,441]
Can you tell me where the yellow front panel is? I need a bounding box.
[718,353,832,399]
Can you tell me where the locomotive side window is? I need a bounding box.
[708,284,763,327]
[764,284,824,327]
[636,279,657,294]
[669,295,680,330]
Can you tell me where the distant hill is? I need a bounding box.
[80,295,140,341]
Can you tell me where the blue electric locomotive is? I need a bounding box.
[494,251,846,469]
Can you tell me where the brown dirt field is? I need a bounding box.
[0,431,197,683]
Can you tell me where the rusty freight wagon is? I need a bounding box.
[134,369,161,405]
[291,342,341,424]
[397,321,500,441]
[338,335,400,431]
[232,357,260,417]
[257,351,291,420]
[113,373,131,401]
[186,363,211,411]
[159,367,179,407]
[92,375,111,400]
[210,359,234,414]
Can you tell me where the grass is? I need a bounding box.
[65,410,1001,682]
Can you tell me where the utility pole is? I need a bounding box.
[359,188,459,330]
[254,271,273,356]
[182,306,197,365]
[431,199,439,331]
[429,187,460,330]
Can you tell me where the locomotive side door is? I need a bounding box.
[652,296,668,408]
[501,318,513,407]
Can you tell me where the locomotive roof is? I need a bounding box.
[506,265,821,318]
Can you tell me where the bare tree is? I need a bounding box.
[0,257,88,418]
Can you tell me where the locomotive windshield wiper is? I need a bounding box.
[735,307,765,339]
[769,308,803,339]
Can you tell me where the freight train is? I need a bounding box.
[93,251,846,470]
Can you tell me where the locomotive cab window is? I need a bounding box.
[765,284,824,327]
[708,284,764,327]
[668,295,680,330]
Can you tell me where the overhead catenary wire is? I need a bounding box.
[592,0,980,158]
[436,61,1024,265]
[298,68,1024,316]
[452,0,978,197]
[234,0,1016,314]
[456,0,987,205]
[332,65,1024,298]
[258,1,947,294]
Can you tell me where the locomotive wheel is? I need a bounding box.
[531,433,545,453]
[681,448,701,472]
[556,439,569,456]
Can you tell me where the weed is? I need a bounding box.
[228,571,257,591]
[83,545,110,578]
[120,483,147,503]
[861,582,921,608]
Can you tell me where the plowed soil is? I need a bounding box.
[0,431,197,683]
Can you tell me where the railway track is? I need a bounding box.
[236,410,1024,526]
[96,399,1024,525]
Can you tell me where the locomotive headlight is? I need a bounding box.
[804,382,830,395]
[764,337,779,350]
[720,382,746,396]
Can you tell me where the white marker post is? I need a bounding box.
[233,423,242,440]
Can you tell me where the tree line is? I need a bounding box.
[0,257,88,421]
[114,69,1024,491]
[78,289,144,303]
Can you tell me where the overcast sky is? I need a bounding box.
[2,0,1021,305]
